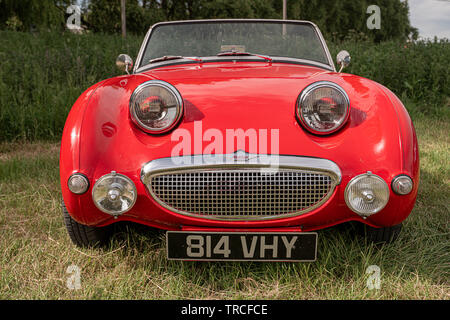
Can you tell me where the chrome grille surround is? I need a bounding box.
[141,152,341,221]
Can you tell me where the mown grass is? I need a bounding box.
[0,115,448,300]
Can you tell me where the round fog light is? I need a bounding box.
[345,172,389,217]
[68,174,89,194]
[392,175,413,195]
[92,172,137,216]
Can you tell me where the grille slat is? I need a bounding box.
[147,168,336,220]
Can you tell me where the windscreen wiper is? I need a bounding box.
[149,55,203,64]
[216,51,272,62]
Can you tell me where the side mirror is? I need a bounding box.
[336,50,351,72]
[116,54,133,74]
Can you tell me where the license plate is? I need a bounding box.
[166,231,317,262]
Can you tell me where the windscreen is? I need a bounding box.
[140,21,330,67]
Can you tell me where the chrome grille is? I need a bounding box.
[147,168,337,220]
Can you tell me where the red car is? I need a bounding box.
[60,19,419,262]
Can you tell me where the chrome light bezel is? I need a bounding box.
[344,172,390,217]
[67,173,90,195]
[391,174,414,195]
[92,172,137,216]
[296,81,350,135]
[130,80,183,134]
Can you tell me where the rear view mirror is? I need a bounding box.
[336,50,351,72]
[116,54,133,74]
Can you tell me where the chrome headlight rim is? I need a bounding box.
[130,80,184,135]
[296,81,350,135]
[344,172,390,217]
[92,172,137,216]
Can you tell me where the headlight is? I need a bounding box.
[296,81,350,135]
[92,172,137,216]
[345,172,389,217]
[130,80,183,134]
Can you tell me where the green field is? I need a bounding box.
[0,115,448,299]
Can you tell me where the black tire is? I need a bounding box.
[364,223,402,244]
[62,201,111,247]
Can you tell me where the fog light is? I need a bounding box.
[92,172,137,217]
[68,174,89,194]
[345,172,389,217]
[392,175,413,195]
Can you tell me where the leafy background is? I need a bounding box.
[0,0,448,141]
[0,30,448,141]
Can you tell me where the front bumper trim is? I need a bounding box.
[141,151,342,184]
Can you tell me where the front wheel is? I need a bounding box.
[364,223,402,244]
[62,201,111,247]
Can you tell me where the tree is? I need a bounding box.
[279,0,417,42]
[86,0,157,34]
[197,0,277,19]
[0,0,74,31]
[1,0,418,41]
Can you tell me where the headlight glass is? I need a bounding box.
[130,80,183,134]
[92,172,137,216]
[345,172,389,217]
[297,81,350,134]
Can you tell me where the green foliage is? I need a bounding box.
[86,0,155,35]
[85,0,418,41]
[328,38,450,117]
[85,0,279,34]
[1,0,418,42]
[0,0,73,32]
[0,30,448,142]
[195,0,278,19]
[0,30,141,141]
[272,0,417,42]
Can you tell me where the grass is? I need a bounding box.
[0,115,448,300]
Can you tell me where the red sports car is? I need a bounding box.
[60,19,419,262]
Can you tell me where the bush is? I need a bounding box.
[329,38,450,117]
[0,31,448,142]
[0,31,141,141]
